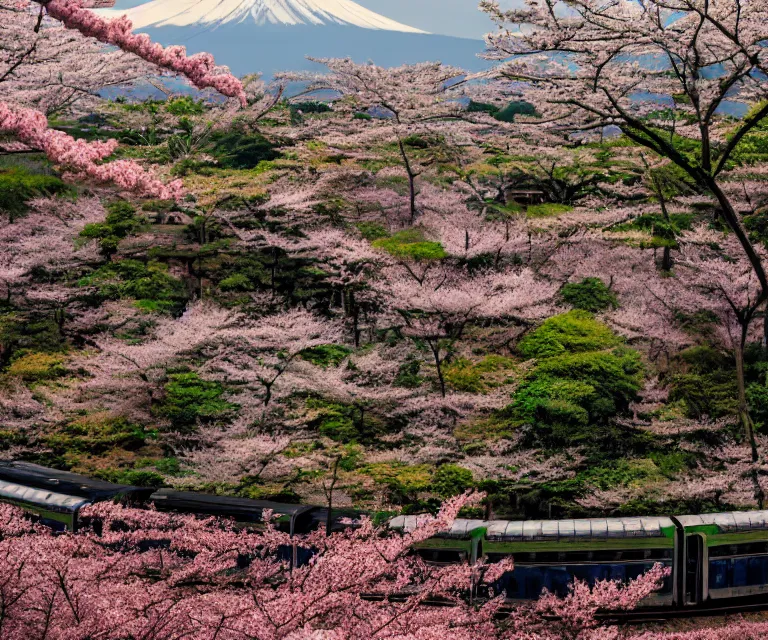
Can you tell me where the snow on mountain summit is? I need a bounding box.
[98,0,429,33]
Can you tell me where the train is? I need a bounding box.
[3,460,768,610]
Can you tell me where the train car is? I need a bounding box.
[149,488,318,535]
[390,516,487,566]
[9,462,768,613]
[0,461,152,531]
[674,511,768,605]
[484,517,677,606]
[149,489,333,567]
[392,516,677,606]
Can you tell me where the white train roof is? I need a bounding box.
[390,516,675,541]
[675,511,768,532]
[0,478,90,513]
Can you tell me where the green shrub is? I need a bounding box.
[141,199,175,213]
[611,212,693,249]
[95,468,166,487]
[337,445,364,472]
[0,313,67,365]
[579,458,664,491]
[647,163,699,199]
[532,348,644,415]
[394,358,423,388]
[668,346,738,419]
[153,457,184,476]
[307,398,384,444]
[6,352,67,381]
[669,372,737,419]
[402,134,431,149]
[356,222,390,241]
[319,415,358,442]
[560,278,618,312]
[80,201,145,257]
[219,273,253,292]
[511,313,643,446]
[372,229,447,261]
[0,168,71,218]
[0,430,27,450]
[748,383,768,430]
[677,345,733,373]
[518,311,621,359]
[300,344,352,368]
[155,372,236,430]
[165,96,205,116]
[527,203,573,218]
[443,355,516,393]
[363,462,433,503]
[237,482,302,503]
[209,129,280,169]
[79,260,187,313]
[443,358,485,393]
[43,415,152,455]
[648,450,698,476]
[433,464,474,497]
[744,210,768,247]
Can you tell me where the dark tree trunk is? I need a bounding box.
[397,138,418,222]
[430,341,446,398]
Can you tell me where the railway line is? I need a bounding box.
[4,460,768,617]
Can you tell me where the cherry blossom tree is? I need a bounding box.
[285,59,467,221]
[207,308,345,409]
[0,0,149,115]
[480,0,768,442]
[1,0,247,199]
[379,266,558,396]
[0,492,687,640]
[0,196,102,304]
[0,493,509,639]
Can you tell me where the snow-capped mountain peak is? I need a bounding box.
[98,0,429,33]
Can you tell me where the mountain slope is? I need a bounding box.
[99,0,427,32]
[127,23,489,77]
[97,0,489,78]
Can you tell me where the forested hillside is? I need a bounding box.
[6,0,768,638]
[4,35,768,522]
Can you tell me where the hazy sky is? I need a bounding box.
[112,0,510,39]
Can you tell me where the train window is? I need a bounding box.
[710,541,768,558]
[38,516,69,532]
[494,562,673,600]
[487,548,671,565]
[709,559,728,589]
[415,549,467,565]
[748,557,768,586]
[710,555,768,589]
[295,546,317,567]
[486,552,513,563]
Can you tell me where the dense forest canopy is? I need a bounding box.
[4,0,768,636]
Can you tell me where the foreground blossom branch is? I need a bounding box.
[38,0,247,105]
[0,100,184,199]
[0,493,689,639]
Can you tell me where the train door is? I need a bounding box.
[470,537,482,603]
[685,534,705,605]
